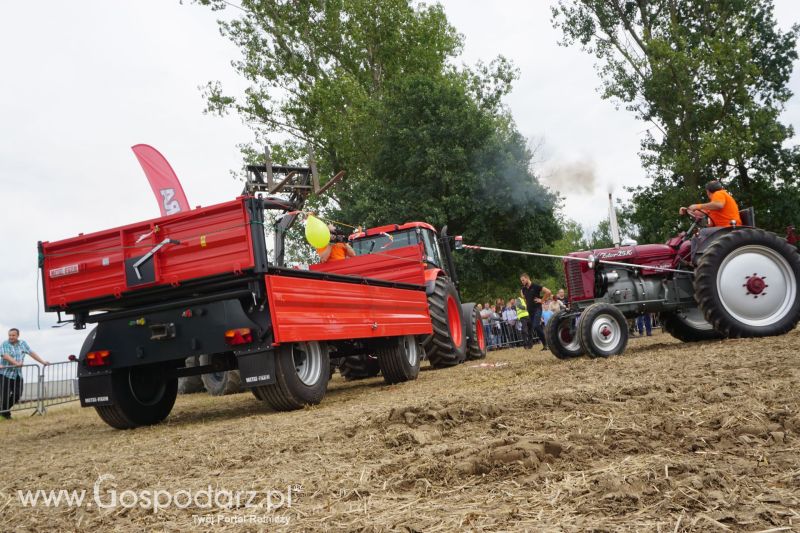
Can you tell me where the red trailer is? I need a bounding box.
[40,184,442,429]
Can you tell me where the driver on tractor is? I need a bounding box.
[679,180,742,227]
[679,180,743,261]
[317,223,356,263]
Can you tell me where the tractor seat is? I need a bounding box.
[739,207,755,227]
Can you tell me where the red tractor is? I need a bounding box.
[545,210,800,359]
[313,222,486,380]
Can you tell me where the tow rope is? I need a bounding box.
[460,244,695,276]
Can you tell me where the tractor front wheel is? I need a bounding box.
[462,303,487,360]
[545,310,585,359]
[577,303,628,358]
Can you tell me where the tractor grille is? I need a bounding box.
[566,260,584,298]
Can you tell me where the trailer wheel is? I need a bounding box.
[199,354,242,396]
[577,303,628,358]
[338,355,381,381]
[659,307,724,343]
[694,228,800,337]
[378,335,421,384]
[545,310,585,359]
[252,342,329,411]
[177,356,205,394]
[423,277,467,368]
[95,365,178,430]
[462,303,487,360]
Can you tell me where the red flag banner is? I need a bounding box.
[131,144,191,216]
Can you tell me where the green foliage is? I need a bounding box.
[196,0,564,298]
[553,0,800,241]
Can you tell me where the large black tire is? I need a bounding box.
[95,365,178,430]
[577,303,629,358]
[462,303,487,360]
[252,342,329,411]
[694,228,800,337]
[659,308,724,342]
[545,310,585,359]
[177,356,205,394]
[422,277,467,368]
[338,355,381,381]
[199,354,242,396]
[378,335,421,384]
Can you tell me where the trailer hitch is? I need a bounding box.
[132,238,181,280]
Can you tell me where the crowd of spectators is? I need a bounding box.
[477,289,568,350]
[477,288,660,351]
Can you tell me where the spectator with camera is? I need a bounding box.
[316,223,356,262]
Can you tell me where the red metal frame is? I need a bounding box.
[350,221,436,239]
[41,197,255,308]
[265,275,432,343]
[310,244,426,286]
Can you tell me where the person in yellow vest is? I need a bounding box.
[516,291,532,349]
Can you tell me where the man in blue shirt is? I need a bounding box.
[1,328,49,419]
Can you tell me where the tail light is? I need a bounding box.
[224,328,253,346]
[86,350,111,367]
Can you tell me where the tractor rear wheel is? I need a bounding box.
[659,307,724,343]
[422,277,467,368]
[338,354,381,381]
[378,335,421,384]
[199,354,242,396]
[694,228,800,337]
[462,303,487,360]
[577,303,629,358]
[545,310,585,359]
[252,342,329,411]
[95,364,178,430]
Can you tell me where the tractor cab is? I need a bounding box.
[350,222,457,281]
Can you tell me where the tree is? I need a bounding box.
[552,0,800,241]
[196,0,563,298]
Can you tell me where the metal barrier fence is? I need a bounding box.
[484,320,528,350]
[1,361,78,418]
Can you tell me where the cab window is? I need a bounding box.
[351,229,418,255]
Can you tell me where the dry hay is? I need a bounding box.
[1,329,799,531]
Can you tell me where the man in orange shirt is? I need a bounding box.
[680,180,742,227]
[316,224,356,262]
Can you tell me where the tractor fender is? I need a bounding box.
[424,268,444,296]
[691,226,739,264]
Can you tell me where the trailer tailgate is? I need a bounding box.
[41,198,258,309]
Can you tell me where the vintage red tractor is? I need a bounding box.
[545,210,800,359]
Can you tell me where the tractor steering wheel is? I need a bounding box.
[682,210,707,241]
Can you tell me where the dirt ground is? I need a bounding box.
[2,328,799,532]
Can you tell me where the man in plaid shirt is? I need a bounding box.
[1,328,49,419]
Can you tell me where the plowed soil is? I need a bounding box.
[2,329,799,532]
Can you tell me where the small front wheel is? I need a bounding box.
[577,303,629,358]
[545,310,585,359]
[252,342,329,411]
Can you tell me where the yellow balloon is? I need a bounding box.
[305,215,331,248]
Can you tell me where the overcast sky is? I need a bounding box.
[2,1,800,360]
